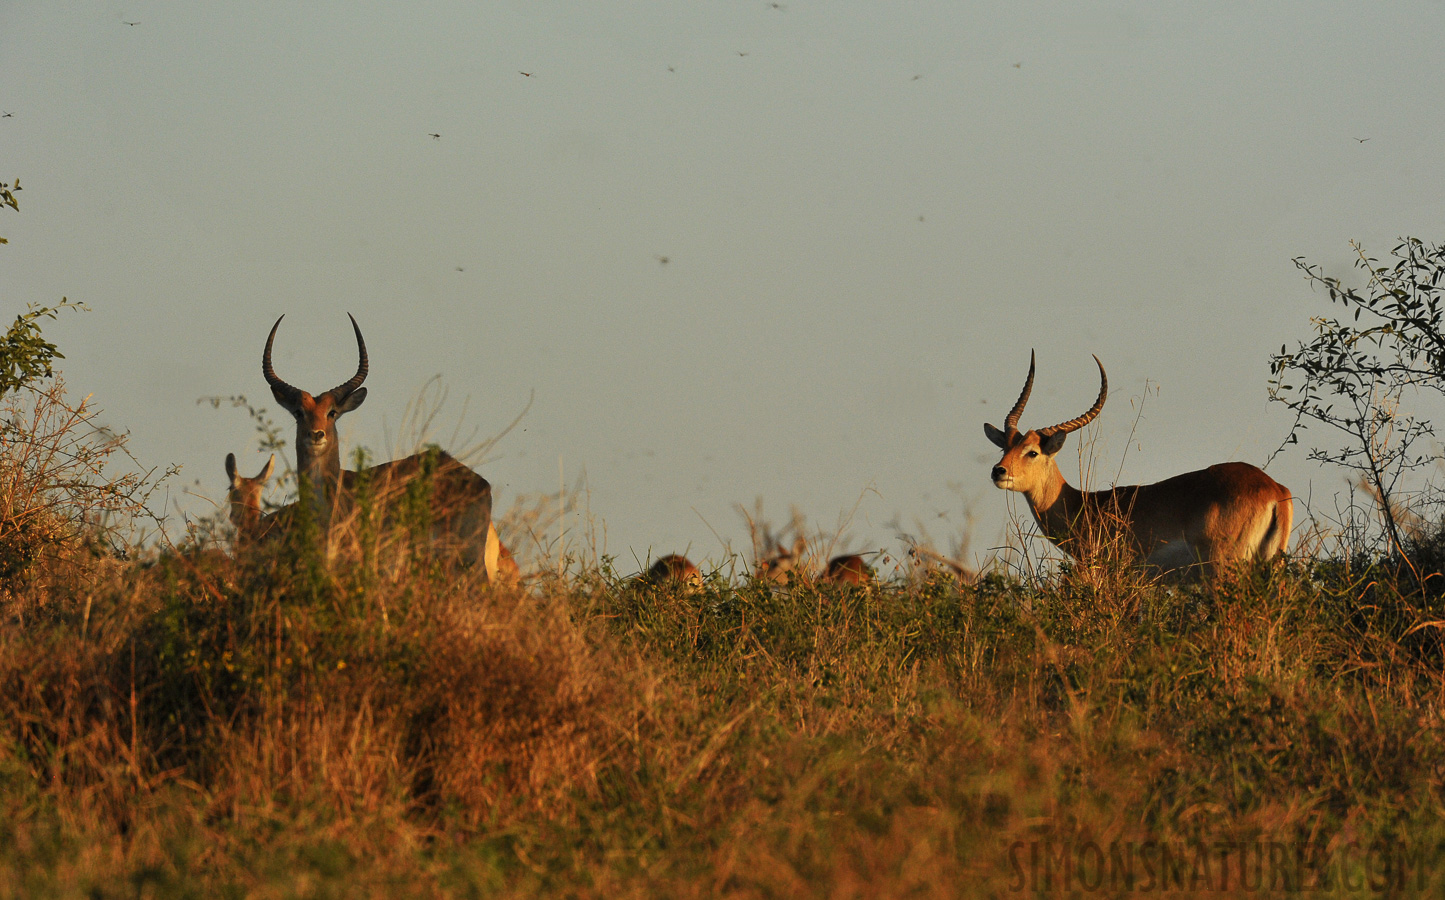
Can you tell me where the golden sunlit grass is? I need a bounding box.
[2,379,1444,897]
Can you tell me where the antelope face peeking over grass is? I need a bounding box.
[224,452,274,542]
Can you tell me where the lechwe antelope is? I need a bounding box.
[756,537,877,586]
[641,554,703,589]
[262,313,501,579]
[984,352,1292,576]
[224,452,274,540]
[823,553,875,586]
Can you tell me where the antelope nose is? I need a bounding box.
[991,465,1007,481]
[311,430,326,442]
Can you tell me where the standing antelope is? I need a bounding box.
[262,314,500,580]
[984,352,1292,576]
[224,452,275,541]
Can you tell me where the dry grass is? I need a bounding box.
[2,382,1445,896]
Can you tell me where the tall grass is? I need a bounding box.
[2,382,1444,896]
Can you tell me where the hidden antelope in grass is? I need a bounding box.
[260,313,501,580]
[984,352,1292,576]
[756,536,877,586]
[641,554,703,589]
[224,452,275,541]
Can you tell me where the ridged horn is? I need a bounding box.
[325,313,368,399]
[262,314,301,405]
[1002,350,1037,435]
[1037,355,1107,437]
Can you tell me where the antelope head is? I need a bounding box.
[984,351,1108,496]
[262,313,369,494]
[225,452,275,536]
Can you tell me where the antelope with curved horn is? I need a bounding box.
[262,314,500,579]
[225,452,275,541]
[984,352,1292,576]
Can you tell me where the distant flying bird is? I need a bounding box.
[911,74,923,81]
[767,2,785,8]
[428,133,441,140]
[655,255,670,266]
[1,112,12,118]
[123,21,140,25]
[456,267,464,272]
[667,65,676,72]
[737,51,749,57]
[1355,137,1370,143]
[519,71,532,77]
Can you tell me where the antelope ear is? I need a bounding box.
[984,423,1008,449]
[271,384,301,413]
[257,454,275,483]
[225,453,239,485]
[1040,430,1068,456]
[336,387,368,414]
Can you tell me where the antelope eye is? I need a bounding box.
[327,410,338,419]
[1025,450,1039,458]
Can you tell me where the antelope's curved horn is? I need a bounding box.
[326,313,368,399]
[1037,355,1107,437]
[262,315,301,404]
[1002,350,1037,435]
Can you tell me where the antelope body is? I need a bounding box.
[984,352,1292,576]
[824,554,874,586]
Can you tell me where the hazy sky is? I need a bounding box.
[5,2,1445,572]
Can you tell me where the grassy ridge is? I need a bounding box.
[1,527,1442,897]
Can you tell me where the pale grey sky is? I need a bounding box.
[5,2,1444,570]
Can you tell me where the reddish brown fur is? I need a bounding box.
[986,355,1292,576]
[224,452,274,541]
[644,554,702,588]
[824,554,874,585]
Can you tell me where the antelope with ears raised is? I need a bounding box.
[262,314,500,580]
[225,452,275,541]
[984,352,1292,576]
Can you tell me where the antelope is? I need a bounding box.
[824,553,874,586]
[756,535,807,584]
[261,313,500,580]
[224,452,274,540]
[641,554,703,589]
[984,352,1292,577]
[756,537,876,586]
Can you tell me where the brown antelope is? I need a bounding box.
[824,553,875,586]
[984,352,1292,576]
[262,313,500,579]
[756,536,875,587]
[224,452,275,540]
[642,554,703,589]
